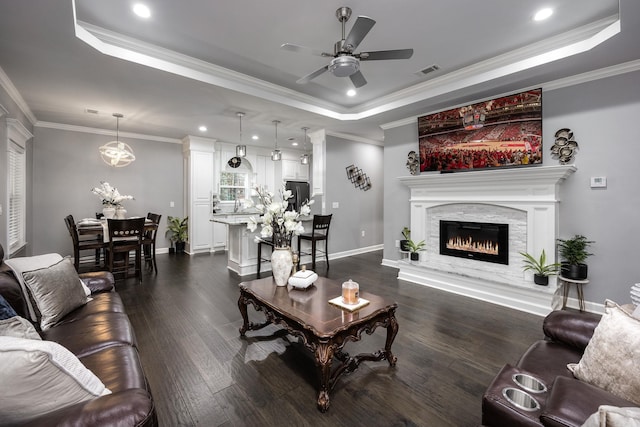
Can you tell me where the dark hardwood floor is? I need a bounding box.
[116,251,543,427]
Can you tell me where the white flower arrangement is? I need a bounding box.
[91,181,134,207]
[246,184,313,248]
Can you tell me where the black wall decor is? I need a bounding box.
[345,164,372,191]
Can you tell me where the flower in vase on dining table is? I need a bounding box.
[91,181,134,219]
[91,181,134,207]
[246,185,312,248]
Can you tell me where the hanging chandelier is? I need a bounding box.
[99,113,135,167]
[271,120,281,161]
[300,127,310,165]
[236,112,246,158]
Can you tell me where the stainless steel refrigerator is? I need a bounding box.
[285,181,310,212]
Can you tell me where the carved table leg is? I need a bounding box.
[315,342,334,412]
[385,310,399,366]
[238,293,249,336]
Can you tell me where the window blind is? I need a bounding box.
[8,140,26,254]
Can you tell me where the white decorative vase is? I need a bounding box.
[271,247,293,287]
[102,206,116,219]
[115,206,127,219]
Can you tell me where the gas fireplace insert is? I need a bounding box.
[439,220,509,265]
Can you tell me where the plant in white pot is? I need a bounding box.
[519,249,560,286]
[557,235,594,280]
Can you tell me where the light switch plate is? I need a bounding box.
[590,176,607,188]
[332,202,339,209]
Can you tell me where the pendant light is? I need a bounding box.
[99,113,135,167]
[236,112,246,157]
[300,127,310,165]
[271,120,282,161]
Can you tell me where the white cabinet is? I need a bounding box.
[254,154,276,191]
[282,159,309,181]
[183,136,216,254]
[212,222,227,250]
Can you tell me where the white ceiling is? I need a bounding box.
[0,0,638,148]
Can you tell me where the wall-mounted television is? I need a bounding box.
[418,88,542,172]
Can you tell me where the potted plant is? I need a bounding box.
[166,216,188,253]
[557,235,594,280]
[400,227,411,252]
[407,239,425,261]
[519,249,560,286]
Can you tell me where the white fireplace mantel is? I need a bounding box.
[397,165,576,316]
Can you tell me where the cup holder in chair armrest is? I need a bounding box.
[502,387,541,412]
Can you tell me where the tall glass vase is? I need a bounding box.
[271,247,293,286]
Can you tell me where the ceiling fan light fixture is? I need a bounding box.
[99,113,135,167]
[329,56,359,77]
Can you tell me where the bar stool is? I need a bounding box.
[256,236,274,278]
[297,214,332,271]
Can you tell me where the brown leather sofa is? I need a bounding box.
[482,310,637,427]
[0,244,157,427]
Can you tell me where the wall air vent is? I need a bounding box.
[415,64,440,76]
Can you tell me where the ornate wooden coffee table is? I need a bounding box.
[238,276,399,412]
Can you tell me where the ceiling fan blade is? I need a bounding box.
[359,49,414,61]
[281,43,332,57]
[349,70,367,88]
[296,65,329,84]
[344,16,376,51]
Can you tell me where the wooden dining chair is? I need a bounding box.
[64,214,106,272]
[297,214,332,271]
[143,212,162,273]
[106,217,146,282]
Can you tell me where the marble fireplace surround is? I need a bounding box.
[398,165,576,316]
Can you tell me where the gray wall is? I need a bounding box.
[324,135,384,253]
[383,69,640,306]
[31,126,183,256]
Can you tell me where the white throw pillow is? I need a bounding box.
[21,258,89,330]
[0,316,41,340]
[568,300,640,405]
[581,405,640,427]
[0,336,111,424]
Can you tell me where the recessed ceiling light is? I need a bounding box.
[533,8,553,21]
[133,3,151,18]
[252,135,259,140]
[292,142,298,146]
[198,125,207,132]
[347,89,357,97]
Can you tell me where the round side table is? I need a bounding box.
[558,275,589,312]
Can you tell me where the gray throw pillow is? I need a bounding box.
[0,316,41,340]
[21,258,88,330]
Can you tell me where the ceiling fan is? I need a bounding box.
[281,6,413,88]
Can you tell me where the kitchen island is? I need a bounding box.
[211,213,312,276]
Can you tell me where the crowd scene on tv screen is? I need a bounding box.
[419,121,542,172]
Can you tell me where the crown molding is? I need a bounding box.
[325,131,383,146]
[381,58,640,131]
[72,0,619,122]
[0,66,38,125]
[34,121,182,144]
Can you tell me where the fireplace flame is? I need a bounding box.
[446,236,499,255]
